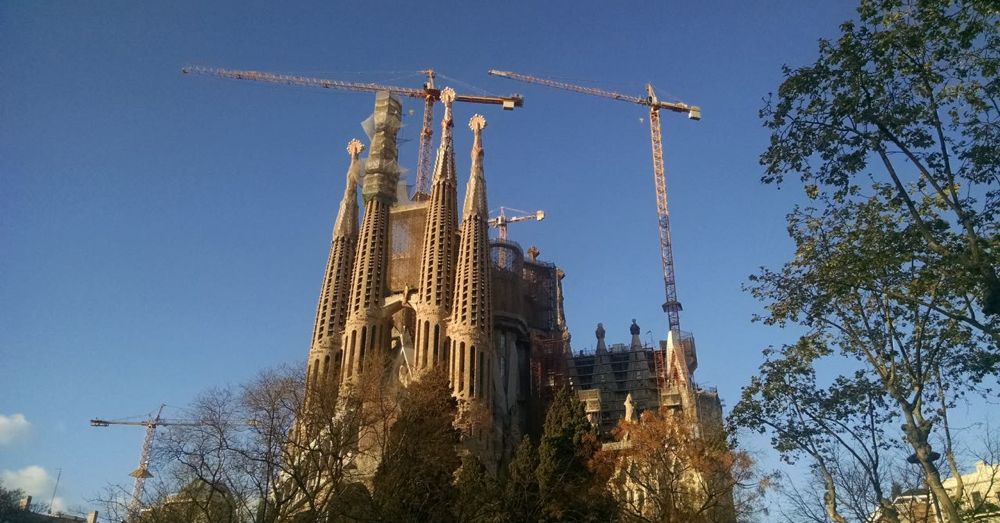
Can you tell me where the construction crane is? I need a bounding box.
[489,207,545,241]
[91,404,200,520]
[488,69,701,389]
[182,66,524,199]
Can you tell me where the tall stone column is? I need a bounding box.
[413,88,459,374]
[341,92,403,386]
[304,139,364,406]
[449,115,494,416]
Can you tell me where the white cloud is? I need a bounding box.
[0,413,30,445]
[0,466,66,512]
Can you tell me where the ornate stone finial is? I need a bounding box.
[346,139,365,158]
[440,87,456,105]
[527,245,540,261]
[630,319,641,336]
[469,114,487,132]
[596,323,606,340]
[624,393,636,423]
[440,88,456,139]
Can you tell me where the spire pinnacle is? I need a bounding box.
[439,87,456,145]
[347,138,365,159]
[469,114,487,133]
[334,139,363,237]
[441,87,456,119]
[463,115,488,217]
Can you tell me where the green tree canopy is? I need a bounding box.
[760,0,1000,322]
[536,387,616,522]
[371,368,460,523]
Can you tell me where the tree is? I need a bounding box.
[535,387,616,522]
[744,188,998,522]
[500,437,542,523]
[760,0,1000,331]
[453,454,501,522]
[371,368,461,522]
[93,360,400,523]
[731,339,900,523]
[598,410,766,523]
[0,481,25,522]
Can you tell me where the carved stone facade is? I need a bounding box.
[302,92,569,466]
[300,92,722,477]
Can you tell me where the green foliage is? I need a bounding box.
[501,437,541,523]
[741,184,997,522]
[760,0,1000,319]
[0,481,25,522]
[535,387,616,522]
[372,368,461,522]
[453,454,500,522]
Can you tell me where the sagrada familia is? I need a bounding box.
[299,89,723,467]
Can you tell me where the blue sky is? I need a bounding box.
[5,0,972,514]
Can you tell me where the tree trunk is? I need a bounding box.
[900,412,962,522]
[878,499,901,523]
[936,370,965,502]
[818,462,849,523]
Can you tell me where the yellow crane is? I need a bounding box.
[487,70,701,389]
[182,66,524,199]
[488,206,545,241]
[91,404,200,520]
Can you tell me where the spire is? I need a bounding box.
[341,92,403,385]
[333,139,363,237]
[630,319,643,350]
[413,88,460,372]
[595,323,607,355]
[439,87,456,154]
[304,139,364,409]
[449,114,493,410]
[463,114,488,216]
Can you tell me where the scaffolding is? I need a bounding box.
[530,334,570,403]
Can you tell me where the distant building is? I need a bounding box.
[943,460,1000,518]
[875,461,1000,522]
[10,497,97,523]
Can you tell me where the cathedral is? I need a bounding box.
[299,90,721,467]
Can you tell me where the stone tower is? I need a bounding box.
[413,88,459,374]
[304,139,364,404]
[340,92,403,385]
[448,115,493,416]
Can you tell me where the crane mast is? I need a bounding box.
[647,100,681,335]
[487,69,700,388]
[183,66,524,198]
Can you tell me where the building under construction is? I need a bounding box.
[290,74,726,475]
[570,321,722,437]
[302,89,570,464]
